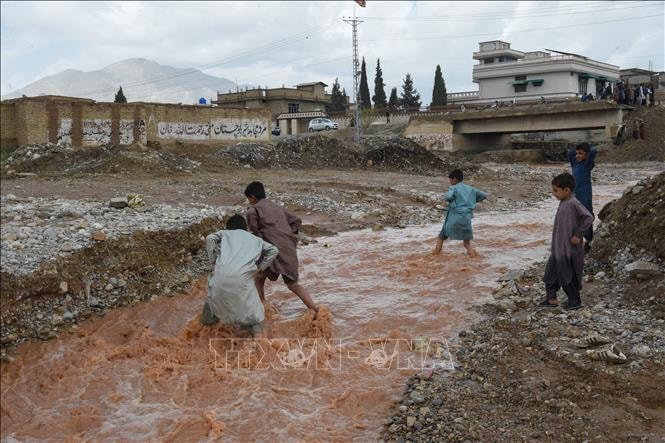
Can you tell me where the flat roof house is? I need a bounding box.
[474,40,620,102]
[448,40,620,105]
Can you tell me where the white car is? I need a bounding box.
[308,118,338,132]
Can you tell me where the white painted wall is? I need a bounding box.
[478,71,594,100]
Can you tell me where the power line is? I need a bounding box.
[127,56,350,102]
[361,3,660,22]
[76,21,343,97]
[358,1,645,20]
[127,54,352,101]
[361,14,664,42]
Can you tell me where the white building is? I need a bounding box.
[447,40,620,105]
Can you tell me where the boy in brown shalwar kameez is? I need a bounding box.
[539,173,594,310]
[244,181,319,313]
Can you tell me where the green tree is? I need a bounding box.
[359,57,371,110]
[400,73,421,110]
[372,58,387,109]
[329,78,347,112]
[431,64,447,108]
[388,87,399,110]
[114,86,127,103]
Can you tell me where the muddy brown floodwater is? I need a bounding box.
[0,185,625,441]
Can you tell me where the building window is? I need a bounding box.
[514,75,527,93]
[579,78,588,94]
[483,58,494,64]
[288,103,300,113]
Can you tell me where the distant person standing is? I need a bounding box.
[617,81,626,104]
[634,85,643,106]
[568,142,597,253]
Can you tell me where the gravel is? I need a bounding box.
[0,194,232,276]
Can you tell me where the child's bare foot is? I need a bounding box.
[467,248,478,258]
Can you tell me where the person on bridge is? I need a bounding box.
[433,169,487,258]
[538,173,594,310]
[244,181,319,314]
[201,214,278,337]
[568,142,597,254]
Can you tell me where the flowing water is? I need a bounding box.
[0,185,626,442]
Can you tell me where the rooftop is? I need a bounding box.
[296,82,328,87]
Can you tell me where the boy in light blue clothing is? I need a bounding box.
[433,169,487,257]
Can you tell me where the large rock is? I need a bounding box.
[498,269,524,282]
[625,261,662,279]
[109,197,128,209]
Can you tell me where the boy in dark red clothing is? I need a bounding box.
[244,181,319,313]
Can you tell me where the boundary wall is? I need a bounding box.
[0,96,272,148]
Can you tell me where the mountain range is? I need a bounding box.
[1,58,246,104]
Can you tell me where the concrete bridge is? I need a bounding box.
[404,101,632,152]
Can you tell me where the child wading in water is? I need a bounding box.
[539,173,594,310]
[244,181,319,313]
[202,214,278,337]
[568,142,597,253]
[433,169,487,257]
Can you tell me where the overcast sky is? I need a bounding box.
[1,1,664,101]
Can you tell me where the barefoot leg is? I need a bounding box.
[463,240,478,257]
[286,280,318,312]
[254,274,267,301]
[432,238,444,255]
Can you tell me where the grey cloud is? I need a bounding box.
[1,1,663,98]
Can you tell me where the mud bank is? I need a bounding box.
[381,260,665,442]
[382,173,665,442]
[1,217,224,353]
[2,203,560,440]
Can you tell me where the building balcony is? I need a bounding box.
[472,54,619,81]
[472,48,525,61]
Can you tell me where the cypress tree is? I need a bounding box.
[431,65,447,108]
[400,73,421,110]
[388,87,399,110]
[372,58,387,109]
[359,57,371,110]
[329,78,347,112]
[114,86,127,103]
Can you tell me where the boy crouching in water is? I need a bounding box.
[433,169,487,257]
[202,214,278,337]
[539,173,594,310]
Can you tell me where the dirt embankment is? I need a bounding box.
[3,135,457,178]
[217,135,464,175]
[598,106,665,163]
[383,172,665,442]
[1,217,225,353]
[595,171,665,261]
[2,143,204,177]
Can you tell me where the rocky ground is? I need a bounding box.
[381,173,665,442]
[1,131,664,439]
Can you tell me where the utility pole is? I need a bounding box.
[343,15,363,144]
